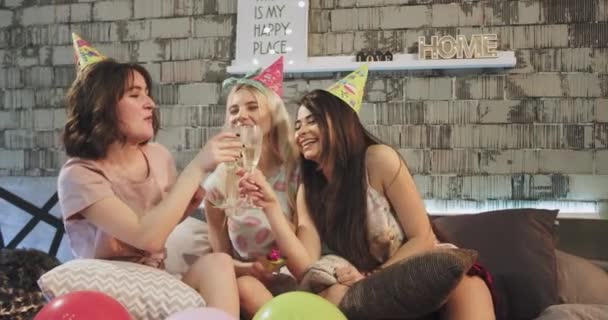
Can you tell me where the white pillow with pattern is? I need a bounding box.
[37,259,205,320]
[164,217,212,275]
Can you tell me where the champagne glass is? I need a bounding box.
[240,124,263,208]
[204,125,242,213]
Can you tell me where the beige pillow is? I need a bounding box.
[37,259,205,320]
[337,248,477,320]
[299,255,351,293]
[555,249,608,305]
[536,304,608,320]
[164,217,212,275]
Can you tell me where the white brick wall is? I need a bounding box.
[379,6,431,29]
[70,3,92,23]
[431,3,483,27]
[134,39,170,62]
[121,20,151,41]
[538,99,595,123]
[178,82,219,105]
[134,0,173,19]
[0,10,13,28]
[150,17,190,39]
[93,1,132,21]
[0,150,24,169]
[4,89,35,109]
[404,77,452,100]
[0,111,20,130]
[20,6,55,25]
[193,16,233,37]
[537,150,594,174]
[160,60,203,83]
[597,99,608,122]
[597,151,608,174]
[217,0,237,14]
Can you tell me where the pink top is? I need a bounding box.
[57,143,177,269]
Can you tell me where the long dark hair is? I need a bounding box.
[63,59,159,159]
[298,90,382,271]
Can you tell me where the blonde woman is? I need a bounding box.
[204,57,300,318]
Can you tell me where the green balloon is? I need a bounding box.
[253,291,347,320]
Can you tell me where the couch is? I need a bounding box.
[165,208,608,320]
[431,209,608,320]
[4,208,607,320]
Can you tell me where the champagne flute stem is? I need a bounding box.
[246,167,255,207]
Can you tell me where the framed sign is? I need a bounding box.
[233,0,308,69]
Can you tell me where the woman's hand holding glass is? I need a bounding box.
[206,124,264,212]
[205,126,244,211]
[237,168,280,211]
[196,130,242,173]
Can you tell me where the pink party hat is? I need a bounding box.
[253,56,284,97]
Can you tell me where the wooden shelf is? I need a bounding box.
[226,51,516,74]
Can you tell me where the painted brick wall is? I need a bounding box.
[1,0,607,219]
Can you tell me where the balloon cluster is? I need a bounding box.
[35,290,345,320]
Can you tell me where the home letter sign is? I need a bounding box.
[418,34,498,60]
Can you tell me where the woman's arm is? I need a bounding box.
[204,200,234,254]
[367,145,436,269]
[240,171,322,280]
[183,186,205,219]
[78,132,242,253]
[80,162,205,253]
[265,186,321,280]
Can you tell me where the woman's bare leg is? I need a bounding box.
[441,275,495,320]
[237,275,273,319]
[183,252,240,319]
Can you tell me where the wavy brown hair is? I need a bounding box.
[298,89,382,271]
[63,59,159,159]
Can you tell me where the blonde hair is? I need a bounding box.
[226,84,299,213]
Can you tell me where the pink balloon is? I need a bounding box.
[167,307,236,320]
[35,290,132,320]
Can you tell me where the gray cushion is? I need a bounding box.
[433,209,559,320]
[535,304,608,320]
[338,249,477,320]
[555,249,608,305]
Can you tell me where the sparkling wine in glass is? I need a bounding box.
[240,125,263,208]
[204,125,242,212]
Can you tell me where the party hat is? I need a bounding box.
[72,33,106,72]
[253,56,284,97]
[222,56,284,97]
[325,64,368,113]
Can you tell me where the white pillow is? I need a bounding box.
[164,217,212,275]
[37,259,205,320]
